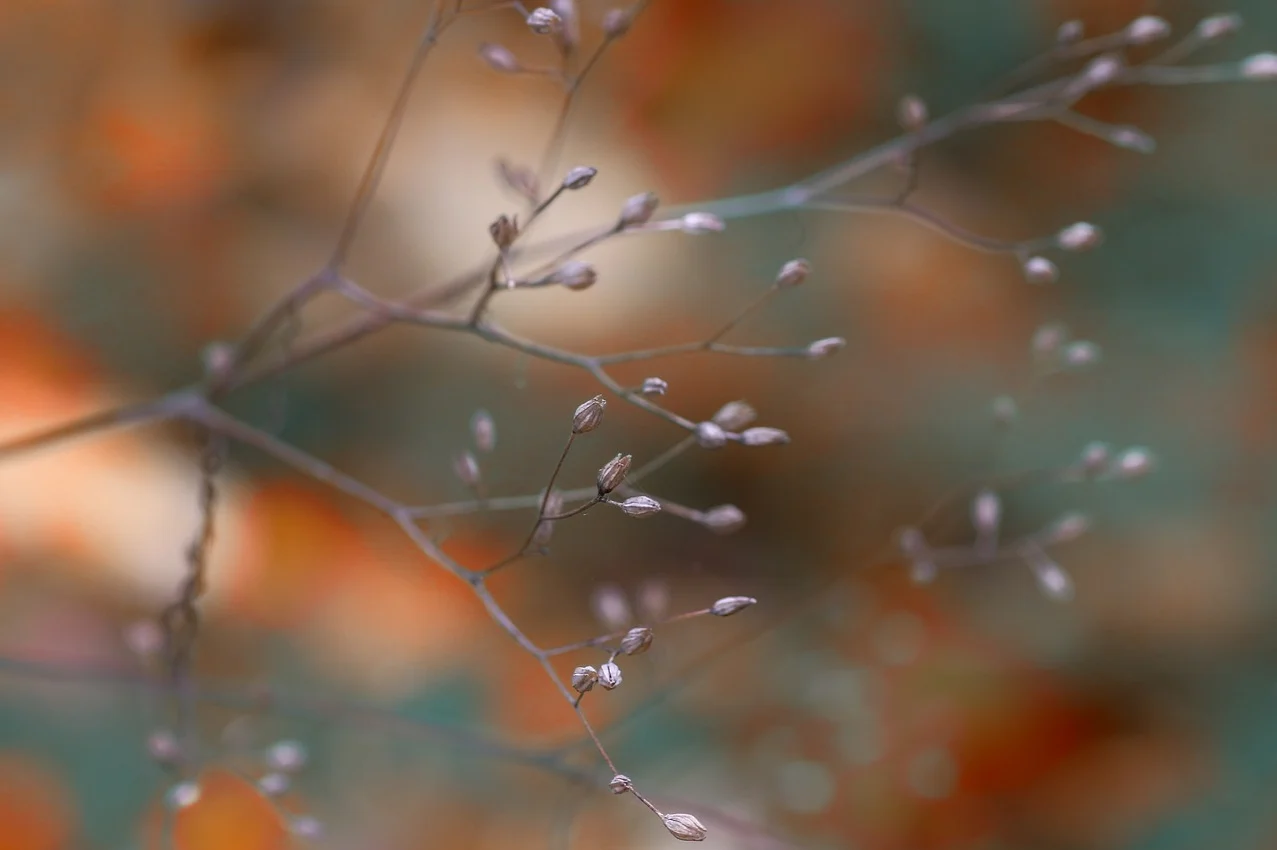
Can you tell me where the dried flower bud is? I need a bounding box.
[1022,255,1058,285]
[497,159,539,202]
[471,409,496,452]
[1113,446,1156,479]
[695,421,728,449]
[592,584,632,629]
[1056,221,1102,252]
[597,453,632,494]
[712,400,757,430]
[618,495,661,517]
[710,596,757,617]
[1042,512,1091,544]
[1108,125,1157,154]
[699,504,746,535]
[1078,441,1112,476]
[551,260,598,291]
[598,661,623,690]
[489,214,518,249]
[526,6,562,34]
[1031,323,1069,359]
[1241,52,1277,80]
[776,258,811,288]
[971,489,1001,536]
[1061,340,1102,369]
[991,395,1018,427]
[662,813,708,842]
[573,395,606,433]
[1056,19,1084,44]
[478,43,520,73]
[572,665,598,693]
[266,739,308,773]
[1081,54,1123,88]
[257,772,291,797]
[620,626,654,655]
[166,781,202,811]
[147,730,182,764]
[679,212,725,234]
[1125,15,1171,45]
[618,191,659,227]
[563,165,597,190]
[1197,13,1242,41]
[453,451,481,487]
[741,427,790,447]
[1023,543,1073,601]
[640,376,668,396]
[602,7,634,38]
[289,816,324,840]
[609,773,633,794]
[806,337,846,359]
[897,94,928,131]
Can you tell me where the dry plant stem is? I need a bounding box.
[803,197,1052,256]
[542,608,712,657]
[481,433,577,576]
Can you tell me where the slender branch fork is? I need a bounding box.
[0,4,1271,838]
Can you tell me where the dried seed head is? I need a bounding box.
[489,214,518,249]
[551,260,598,291]
[1197,13,1242,41]
[526,6,562,34]
[572,395,606,433]
[602,7,634,38]
[699,504,746,535]
[897,94,928,131]
[618,495,661,517]
[1022,255,1058,285]
[1125,15,1171,45]
[592,584,633,629]
[1056,19,1084,44]
[679,212,726,234]
[620,626,654,655]
[991,395,1018,427]
[618,191,659,228]
[1241,52,1277,80]
[597,453,632,494]
[166,781,202,811]
[1031,323,1069,359]
[695,421,728,449]
[775,258,811,288]
[1023,544,1073,601]
[662,813,708,842]
[1078,441,1112,476]
[471,409,496,452]
[146,730,182,765]
[806,336,847,359]
[497,159,538,202]
[478,43,520,73]
[710,596,757,617]
[1113,446,1156,479]
[453,451,482,488]
[1056,221,1102,251]
[257,772,291,797]
[971,489,1001,536]
[266,739,308,773]
[572,665,599,693]
[1043,512,1091,544]
[741,427,790,447]
[609,773,633,794]
[1061,340,1102,369]
[712,400,757,430]
[640,376,668,396]
[598,661,623,690]
[563,165,597,190]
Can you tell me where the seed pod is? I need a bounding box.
[806,337,846,359]
[618,191,659,228]
[712,400,757,430]
[453,452,481,488]
[775,258,811,288]
[1031,322,1069,359]
[1197,13,1242,41]
[572,665,598,693]
[257,772,291,797]
[618,495,661,517]
[572,395,606,433]
[1241,52,1277,80]
[563,165,597,190]
[1113,446,1156,479]
[662,813,708,842]
[597,453,632,494]
[489,214,518,249]
[710,596,757,617]
[1022,256,1058,285]
[695,421,727,449]
[609,773,633,794]
[1042,512,1091,544]
[741,427,790,447]
[1125,15,1170,45]
[897,94,928,131]
[679,212,725,234]
[1061,340,1102,369]
[166,781,202,811]
[598,661,623,690]
[699,504,746,535]
[620,626,654,655]
[478,43,520,73]
[602,7,633,38]
[551,260,597,291]
[266,739,308,773]
[470,409,496,452]
[971,489,1001,537]
[640,377,668,396]
[526,6,562,34]
[1056,19,1084,44]
[1056,221,1102,252]
[1078,441,1112,477]
[1022,543,1073,601]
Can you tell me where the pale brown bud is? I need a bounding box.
[741,427,790,447]
[1113,446,1155,479]
[1125,15,1170,45]
[602,7,634,38]
[806,337,846,359]
[618,191,659,228]
[679,212,725,234]
[479,43,520,73]
[662,813,708,842]
[1056,221,1102,251]
[640,376,668,396]
[453,452,481,487]
[609,773,633,794]
[618,495,661,517]
[695,421,728,449]
[775,258,811,288]
[573,395,606,433]
[549,0,579,51]
[699,504,746,535]
[526,6,562,34]
[712,400,757,430]
[598,661,623,690]
[620,626,653,655]
[1022,256,1058,285]
[1241,52,1277,80]
[710,596,757,617]
[489,214,518,249]
[572,665,598,693]
[563,165,597,190]
[551,260,597,291]
[1197,13,1242,41]
[471,409,496,452]
[166,781,202,811]
[597,453,632,494]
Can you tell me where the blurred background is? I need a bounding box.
[1,0,1276,847]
